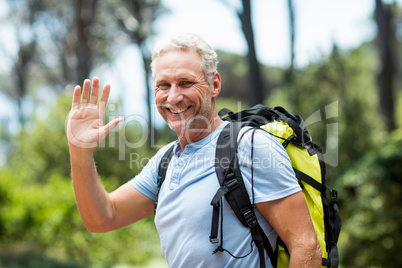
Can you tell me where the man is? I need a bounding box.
[67,33,321,267]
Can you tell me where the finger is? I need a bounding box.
[72,85,81,110]
[80,79,91,105]
[98,83,111,112]
[89,76,100,105]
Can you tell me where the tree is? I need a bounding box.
[216,50,283,104]
[2,0,39,127]
[283,0,299,110]
[111,0,165,147]
[286,0,296,79]
[220,0,265,106]
[0,0,114,129]
[374,0,397,132]
[64,0,99,84]
[238,0,264,106]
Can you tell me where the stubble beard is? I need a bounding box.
[167,94,213,139]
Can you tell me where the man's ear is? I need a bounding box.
[211,72,221,98]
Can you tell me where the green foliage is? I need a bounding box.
[0,170,161,266]
[396,92,402,129]
[216,50,285,106]
[0,94,164,266]
[265,43,385,184]
[216,50,249,102]
[337,130,402,267]
[0,246,87,268]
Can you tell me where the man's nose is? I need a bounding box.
[167,84,183,105]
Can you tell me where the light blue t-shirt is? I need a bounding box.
[129,121,301,267]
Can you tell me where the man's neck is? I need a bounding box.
[176,116,223,154]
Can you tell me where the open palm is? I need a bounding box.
[67,77,122,149]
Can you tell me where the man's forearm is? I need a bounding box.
[69,146,114,232]
[289,242,322,268]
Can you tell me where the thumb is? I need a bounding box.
[103,117,123,135]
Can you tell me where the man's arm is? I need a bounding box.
[255,192,322,268]
[69,146,155,233]
[67,77,154,233]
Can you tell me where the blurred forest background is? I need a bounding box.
[0,0,401,267]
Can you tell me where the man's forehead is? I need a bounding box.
[155,69,204,83]
[155,51,203,78]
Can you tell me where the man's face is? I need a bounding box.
[154,50,216,136]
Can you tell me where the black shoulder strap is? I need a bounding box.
[273,106,319,155]
[210,122,276,268]
[155,144,175,211]
[215,122,242,184]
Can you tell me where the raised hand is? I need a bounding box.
[67,77,122,149]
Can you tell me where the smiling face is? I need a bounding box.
[154,50,222,144]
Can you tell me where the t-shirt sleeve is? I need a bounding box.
[237,128,301,204]
[128,142,175,201]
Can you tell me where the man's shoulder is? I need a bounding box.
[236,126,282,150]
[155,140,177,159]
[139,141,177,173]
[160,140,177,151]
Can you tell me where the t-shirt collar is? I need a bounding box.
[174,121,230,156]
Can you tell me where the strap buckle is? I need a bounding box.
[330,190,338,204]
[225,178,238,191]
[243,209,258,228]
[210,178,239,207]
[210,237,219,244]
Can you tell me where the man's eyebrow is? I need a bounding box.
[155,79,169,84]
[177,76,196,81]
[177,78,191,81]
[155,74,196,84]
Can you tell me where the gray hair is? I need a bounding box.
[151,33,218,84]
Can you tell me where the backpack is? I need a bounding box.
[156,104,342,268]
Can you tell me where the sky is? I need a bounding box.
[153,0,377,67]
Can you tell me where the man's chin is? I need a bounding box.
[167,122,186,134]
[168,122,201,137]
[167,117,212,136]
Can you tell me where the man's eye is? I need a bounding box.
[180,81,194,88]
[158,83,170,90]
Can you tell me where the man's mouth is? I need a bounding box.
[168,107,189,114]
